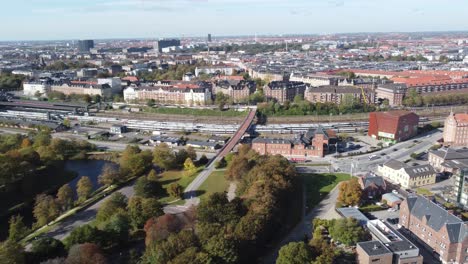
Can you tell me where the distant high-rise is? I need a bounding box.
[208,34,212,42]
[77,40,94,53]
[153,39,181,53]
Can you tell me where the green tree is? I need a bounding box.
[103,212,130,245]
[147,169,159,182]
[56,184,74,211]
[96,192,128,223]
[276,242,313,264]
[64,225,106,249]
[215,92,230,110]
[0,240,25,264]
[135,176,161,198]
[8,215,29,242]
[76,176,93,202]
[328,218,370,246]
[30,237,66,262]
[33,131,52,148]
[167,183,184,199]
[33,194,60,226]
[203,233,239,264]
[153,143,176,170]
[127,197,164,229]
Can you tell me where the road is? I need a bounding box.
[330,129,443,175]
[181,109,256,206]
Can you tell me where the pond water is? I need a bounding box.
[65,159,118,195]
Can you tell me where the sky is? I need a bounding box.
[1,0,468,41]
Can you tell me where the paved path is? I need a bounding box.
[227,182,237,201]
[263,183,343,264]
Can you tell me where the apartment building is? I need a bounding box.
[263,81,306,103]
[289,72,339,86]
[399,195,468,264]
[251,126,336,158]
[452,167,468,207]
[368,111,419,143]
[375,83,408,106]
[23,81,50,96]
[212,80,256,103]
[377,159,436,189]
[50,81,112,98]
[428,148,468,174]
[123,81,212,105]
[357,219,423,264]
[443,112,468,147]
[304,85,375,104]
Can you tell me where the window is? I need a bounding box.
[371,259,380,262]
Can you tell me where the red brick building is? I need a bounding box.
[358,173,387,199]
[212,80,256,103]
[400,195,468,264]
[251,126,336,158]
[368,111,419,143]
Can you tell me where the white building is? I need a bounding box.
[23,82,50,96]
[98,77,122,94]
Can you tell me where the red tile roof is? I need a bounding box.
[454,113,468,124]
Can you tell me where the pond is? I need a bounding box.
[65,159,118,196]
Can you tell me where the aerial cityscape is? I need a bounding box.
[1,1,468,264]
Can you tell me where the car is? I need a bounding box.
[393,148,398,151]
[387,208,398,212]
[380,153,386,156]
[392,190,399,195]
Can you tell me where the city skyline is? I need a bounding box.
[2,0,468,41]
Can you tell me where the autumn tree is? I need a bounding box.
[65,243,107,264]
[337,178,362,206]
[120,146,152,177]
[147,169,159,181]
[152,143,176,170]
[0,240,25,264]
[20,138,31,148]
[183,158,197,176]
[167,183,183,199]
[8,215,29,242]
[76,176,93,202]
[98,164,122,186]
[33,194,60,226]
[186,146,197,161]
[30,237,66,263]
[56,184,74,211]
[144,214,185,246]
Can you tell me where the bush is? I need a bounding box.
[214,158,227,169]
[360,204,383,213]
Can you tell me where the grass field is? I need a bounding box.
[145,107,247,117]
[157,169,199,204]
[198,170,229,201]
[301,173,351,211]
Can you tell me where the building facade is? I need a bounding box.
[358,173,387,199]
[375,83,407,106]
[212,80,256,103]
[377,159,436,189]
[263,81,307,103]
[123,85,211,106]
[77,40,94,53]
[443,112,468,147]
[399,195,468,264]
[368,111,419,143]
[428,148,468,174]
[50,81,112,98]
[304,85,375,104]
[23,81,50,96]
[251,126,336,158]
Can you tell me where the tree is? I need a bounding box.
[56,184,74,211]
[147,169,159,181]
[128,197,164,229]
[337,178,362,206]
[7,215,29,242]
[96,192,128,223]
[328,218,370,246]
[120,146,152,177]
[167,183,183,199]
[144,214,185,246]
[103,212,130,245]
[66,243,107,264]
[198,154,209,166]
[135,176,161,198]
[64,225,106,249]
[214,157,227,169]
[63,119,71,128]
[98,164,122,186]
[33,194,60,226]
[276,242,313,264]
[203,233,239,264]
[76,176,93,202]
[183,158,197,176]
[0,240,25,264]
[20,138,31,148]
[153,143,176,170]
[33,131,52,148]
[147,99,156,107]
[215,92,230,110]
[31,237,66,262]
[186,146,197,161]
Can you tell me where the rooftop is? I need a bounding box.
[358,241,392,256]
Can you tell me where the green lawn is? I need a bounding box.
[198,170,230,201]
[156,169,199,204]
[416,188,433,196]
[301,173,351,211]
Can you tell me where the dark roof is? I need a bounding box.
[357,241,392,256]
[403,164,436,179]
[404,195,467,243]
[383,159,406,170]
[186,140,219,147]
[362,174,386,189]
[430,148,468,160]
[336,207,369,226]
